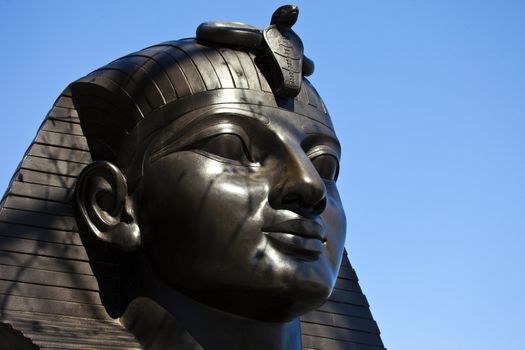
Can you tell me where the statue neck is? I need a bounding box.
[122,254,302,350]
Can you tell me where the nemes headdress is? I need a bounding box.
[0,5,384,349]
[70,5,331,174]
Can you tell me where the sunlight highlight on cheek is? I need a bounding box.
[220,182,246,196]
[203,160,227,175]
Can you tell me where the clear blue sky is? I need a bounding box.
[1,1,524,349]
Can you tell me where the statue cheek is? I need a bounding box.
[141,154,268,246]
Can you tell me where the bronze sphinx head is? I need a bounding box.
[73,4,345,326]
[0,5,384,350]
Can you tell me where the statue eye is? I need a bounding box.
[311,154,339,181]
[197,133,253,165]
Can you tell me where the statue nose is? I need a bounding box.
[270,151,327,217]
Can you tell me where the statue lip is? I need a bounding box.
[262,219,326,258]
[262,219,326,242]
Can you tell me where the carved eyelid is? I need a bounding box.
[306,145,340,161]
[306,145,340,181]
[148,123,252,164]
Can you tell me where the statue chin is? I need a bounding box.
[171,286,331,323]
[122,255,305,350]
[130,250,332,323]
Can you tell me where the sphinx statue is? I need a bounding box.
[0,5,384,349]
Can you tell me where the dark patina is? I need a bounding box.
[0,5,384,350]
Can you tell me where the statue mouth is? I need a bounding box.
[262,219,326,259]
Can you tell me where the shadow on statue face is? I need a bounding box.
[136,104,346,321]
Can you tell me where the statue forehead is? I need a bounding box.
[139,104,338,147]
[132,93,335,138]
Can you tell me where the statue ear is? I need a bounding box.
[76,161,141,252]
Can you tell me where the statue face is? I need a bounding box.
[138,103,346,321]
